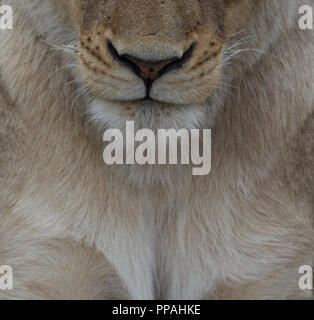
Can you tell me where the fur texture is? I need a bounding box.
[0,0,313,299]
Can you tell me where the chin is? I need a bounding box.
[86,97,219,133]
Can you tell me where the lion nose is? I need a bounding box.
[121,55,177,82]
[107,41,194,88]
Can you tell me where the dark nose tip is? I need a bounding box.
[107,41,194,87]
[121,55,177,82]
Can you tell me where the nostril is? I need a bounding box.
[107,40,147,79]
[107,40,194,83]
[107,40,121,62]
[157,44,194,77]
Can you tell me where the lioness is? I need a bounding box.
[0,0,313,299]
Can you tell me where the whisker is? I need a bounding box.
[42,38,79,58]
[42,64,78,85]
[213,85,235,97]
[224,32,285,67]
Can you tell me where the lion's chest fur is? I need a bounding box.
[3,158,313,299]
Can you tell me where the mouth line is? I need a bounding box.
[109,97,165,105]
[101,96,187,108]
[138,97,155,103]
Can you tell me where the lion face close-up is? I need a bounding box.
[52,0,256,130]
[0,0,313,302]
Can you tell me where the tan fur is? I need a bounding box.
[0,0,313,299]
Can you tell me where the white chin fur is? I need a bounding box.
[86,98,218,132]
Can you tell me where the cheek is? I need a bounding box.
[223,0,255,36]
[56,0,83,30]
